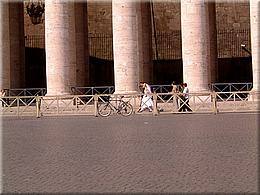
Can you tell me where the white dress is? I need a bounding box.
[140,84,153,111]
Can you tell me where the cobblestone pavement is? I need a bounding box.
[1,113,259,194]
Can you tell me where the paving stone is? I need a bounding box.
[1,113,258,194]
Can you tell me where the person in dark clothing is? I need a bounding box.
[178,83,192,112]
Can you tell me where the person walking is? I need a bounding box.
[0,89,6,107]
[179,83,192,112]
[138,82,153,112]
[171,81,179,110]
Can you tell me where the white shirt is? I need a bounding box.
[0,90,6,97]
[171,85,178,93]
[182,87,189,99]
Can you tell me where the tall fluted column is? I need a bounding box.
[112,0,141,94]
[0,2,10,89]
[75,2,89,87]
[138,2,153,83]
[45,1,76,95]
[181,0,211,92]
[250,0,260,91]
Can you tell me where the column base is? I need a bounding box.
[248,90,260,101]
[45,91,72,96]
[113,90,140,95]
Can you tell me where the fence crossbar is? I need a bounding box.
[0,91,259,117]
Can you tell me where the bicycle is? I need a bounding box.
[98,95,133,117]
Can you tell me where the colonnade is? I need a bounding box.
[0,2,25,89]
[0,0,259,95]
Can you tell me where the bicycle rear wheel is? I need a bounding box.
[98,103,112,117]
[120,102,133,116]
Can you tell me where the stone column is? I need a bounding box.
[9,2,25,88]
[250,0,260,92]
[75,2,89,87]
[0,2,25,89]
[181,0,211,92]
[84,4,90,86]
[138,2,153,84]
[112,0,141,94]
[45,1,76,95]
[208,2,218,84]
[0,1,10,89]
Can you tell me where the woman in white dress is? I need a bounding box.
[139,82,153,112]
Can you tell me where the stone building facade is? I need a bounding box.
[23,1,251,58]
[25,1,251,34]
[1,0,259,95]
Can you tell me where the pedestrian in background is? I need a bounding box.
[138,82,153,112]
[171,81,179,110]
[0,89,6,107]
[179,83,192,112]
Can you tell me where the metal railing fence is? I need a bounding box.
[215,91,259,113]
[0,96,38,117]
[0,91,259,118]
[150,85,183,93]
[71,85,182,95]
[71,86,115,95]
[210,83,253,100]
[2,83,252,99]
[3,88,47,97]
[72,83,253,95]
[210,82,253,92]
[39,95,96,116]
[156,92,215,114]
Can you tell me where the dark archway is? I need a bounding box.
[25,47,46,88]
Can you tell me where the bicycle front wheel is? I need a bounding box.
[120,102,133,116]
[98,103,112,117]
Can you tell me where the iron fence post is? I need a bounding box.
[94,94,98,117]
[153,93,158,116]
[213,92,218,114]
[57,96,59,114]
[17,97,19,117]
[36,95,40,118]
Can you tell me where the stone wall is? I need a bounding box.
[24,1,251,58]
[86,1,250,33]
[216,1,250,30]
[87,1,112,34]
[24,5,44,36]
[24,1,250,34]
